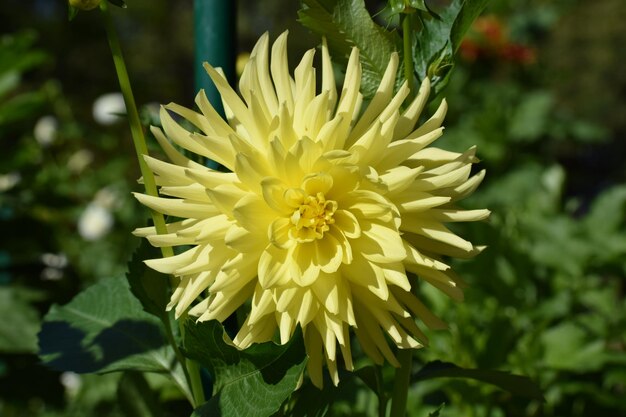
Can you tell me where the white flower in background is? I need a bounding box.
[92,92,126,125]
[59,371,82,398]
[41,267,64,281]
[78,202,114,241]
[41,253,68,269]
[34,115,58,147]
[0,172,21,192]
[67,149,94,173]
[40,252,69,281]
[94,187,119,209]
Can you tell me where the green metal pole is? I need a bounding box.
[194,0,237,117]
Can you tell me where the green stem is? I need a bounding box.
[99,2,205,407]
[99,2,170,244]
[374,364,387,417]
[390,349,413,417]
[402,14,416,102]
[180,312,207,406]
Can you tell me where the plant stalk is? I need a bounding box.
[402,14,416,101]
[390,349,413,417]
[99,2,205,407]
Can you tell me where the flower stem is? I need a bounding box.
[402,14,416,101]
[390,349,413,417]
[99,2,170,244]
[99,2,205,407]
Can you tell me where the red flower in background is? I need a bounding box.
[460,15,536,65]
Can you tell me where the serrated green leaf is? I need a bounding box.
[298,0,402,99]
[38,276,194,404]
[184,320,307,417]
[415,361,544,400]
[37,276,191,404]
[38,277,174,374]
[126,239,170,320]
[412,0,489,94]
[449,0,491,50]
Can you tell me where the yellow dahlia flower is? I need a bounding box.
[134,32,488,388]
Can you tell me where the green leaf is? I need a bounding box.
[584,185,626,236]
[414,361,544,400]
[184,320,307,417]
[298,0,402,98]
[0,91,46,125]
[126,239,170,320]
[0,71,20,99]
[449,0,491,50]
[412,0,489,94]
[288,381,332,417]
[38,276,188,395]
[0,286,43,353]
[509,91,554,142]
[541,322,607,372]
[0,31,48,75]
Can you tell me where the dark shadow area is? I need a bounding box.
[39,318,167,373]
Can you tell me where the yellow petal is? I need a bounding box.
[258,245,292,288]
[133,193,219,219]
[393,77,431,140]
[377,127,444,171]
[270,31,294,112]
[269,217,294,249]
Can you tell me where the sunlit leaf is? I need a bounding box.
[298,0,402,98]
[38,276,191,401]
[412,0,489,94]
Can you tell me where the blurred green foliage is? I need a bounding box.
[1,0,625,416]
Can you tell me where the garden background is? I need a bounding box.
[1,0,625,416]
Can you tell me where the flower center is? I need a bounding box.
[290,192,337,241]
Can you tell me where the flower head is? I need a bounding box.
[134,32,488,387]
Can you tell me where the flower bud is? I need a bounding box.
[68,0,101,11]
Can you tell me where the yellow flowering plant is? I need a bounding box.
[134,31,488,389]
[38,1,544,416]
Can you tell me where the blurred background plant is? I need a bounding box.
[0,0,624,416]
